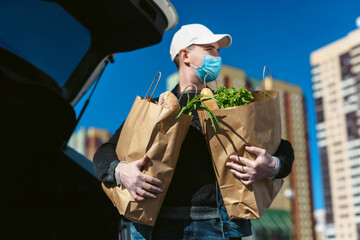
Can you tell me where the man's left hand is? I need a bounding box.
[226,145,277,185]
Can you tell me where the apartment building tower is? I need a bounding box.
[310,27,360,239]
[68,127,111,161]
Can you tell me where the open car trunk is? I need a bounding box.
[0,0,177,239]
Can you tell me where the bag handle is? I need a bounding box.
[145,72,161,99]
[203,73,219,90]
[179,84,198,102]
[262,66,275,90]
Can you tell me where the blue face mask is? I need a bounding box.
[188,50,222,82]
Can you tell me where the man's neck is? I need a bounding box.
[177,69,204,93]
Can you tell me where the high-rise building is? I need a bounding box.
[314,209,326,240]
[167,65,315,239]
[68,127,111,161]
[68,127,88,156]
[310,26,360,239]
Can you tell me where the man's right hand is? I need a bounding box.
[116,155,163,202]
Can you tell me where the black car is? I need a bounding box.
[0,0,177,239]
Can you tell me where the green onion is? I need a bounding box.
[263,92,271,98]
[176,94,222,132]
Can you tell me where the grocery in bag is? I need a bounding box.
[102,73,192,226]
[198,66,284,219]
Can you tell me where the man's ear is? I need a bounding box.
[179,49,190,65]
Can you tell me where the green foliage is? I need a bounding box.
[214,86,254,108]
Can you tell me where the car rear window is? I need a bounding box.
[0,0,91,87]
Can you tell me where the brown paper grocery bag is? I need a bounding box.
[198,85,283,220]
[102,74,192,226]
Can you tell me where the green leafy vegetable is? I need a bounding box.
[214,86,254,108]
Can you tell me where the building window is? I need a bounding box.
[224,75,232,89]
[340,52,353,80]
[346,112,359,140]
[316,109,325,123]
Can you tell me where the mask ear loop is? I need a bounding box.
[178,84,198,102]
[203,73,219,90]
[145,72,161,101]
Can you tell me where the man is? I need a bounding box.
[93,23,294,239]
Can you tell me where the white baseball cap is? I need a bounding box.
[170,23,232,61]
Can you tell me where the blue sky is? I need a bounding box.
[74,0,360,210]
